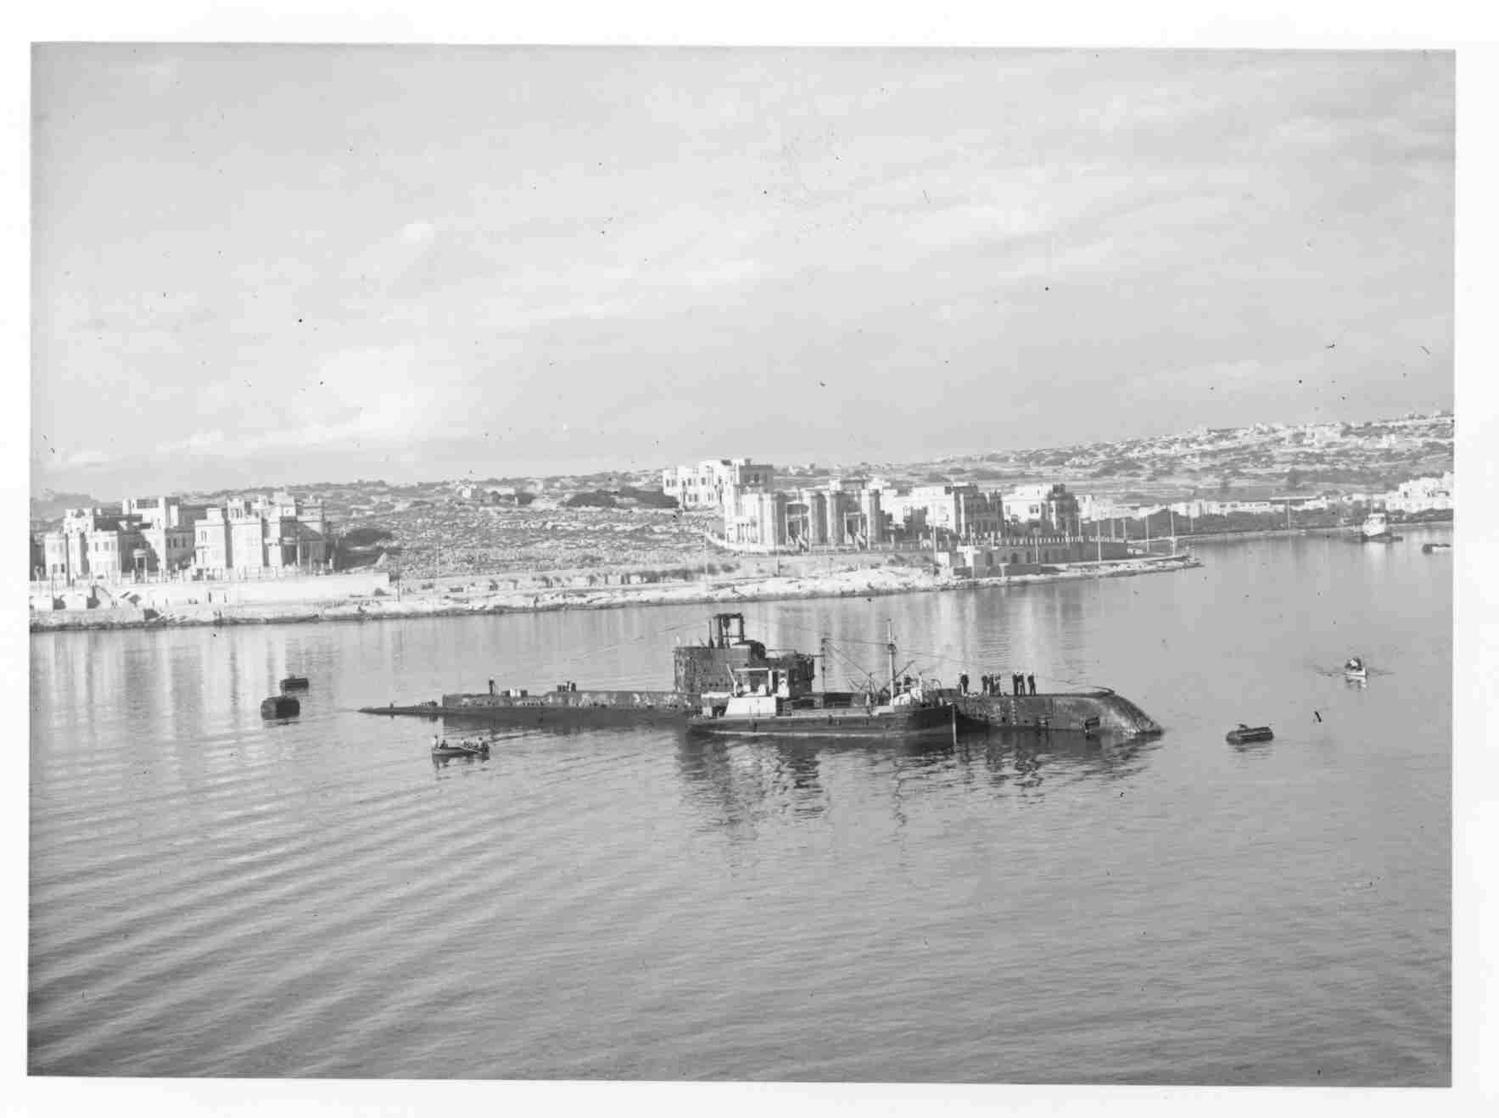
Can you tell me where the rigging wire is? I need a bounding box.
[549,614,1090,691]
[539,617,722,664]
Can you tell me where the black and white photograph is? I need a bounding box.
[11,7,1494,1115]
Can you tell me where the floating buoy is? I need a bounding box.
[261,695,300,719]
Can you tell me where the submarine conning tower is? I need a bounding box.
[672,612,816,697]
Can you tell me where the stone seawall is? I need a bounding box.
[30,555,1198,634]
[30,571,391,614]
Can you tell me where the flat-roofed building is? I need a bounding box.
[194,508,233,573]
[139,522,197,572]
[43,526,89,580]
[1007,483,1081,535]
[663,458,776,511]
[83,521,149,579]
[122,496,208,530]
[724,479,885,549]
[43,507,132,581]
[1384,472,1453,513]
[725,489,788,547]
[884,484,1002,540]
[194,493,334,574]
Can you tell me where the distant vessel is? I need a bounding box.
[1359,513,1397,542]
[1226,724,1274,744]
[280,675,310,693]
[430,736,489,758]
[1421,542,1451,554]
[1344,656,1368,681]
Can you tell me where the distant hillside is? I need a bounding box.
[30,490,101,525]
[28,411,1451,524]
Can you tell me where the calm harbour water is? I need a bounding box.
[28,529,1451,1085]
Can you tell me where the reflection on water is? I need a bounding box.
[430,752,493,775]
[673,724,1163,832]
[674,737,798,838]
[978,731,1162,797]
[30,527,1451,1084]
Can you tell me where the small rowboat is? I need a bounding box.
[280,675,310,692]
[430,738,491,758]
[1225,724,1274,744]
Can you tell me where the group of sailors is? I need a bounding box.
[959,672,1037,696]
[431,734,487,752]
[862,675,920,710]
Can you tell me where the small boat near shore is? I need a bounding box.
[1225,724,1274,744]
[430,736,490,758]
[1355,513,1401,543]
[280,675,310,692]
[1421,542,1451,554]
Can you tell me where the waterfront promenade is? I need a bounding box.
[28,552,1200,632]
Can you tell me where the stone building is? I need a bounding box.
[41,493,331,582]
[42,507,142,581]
[1383,472,1453,513]
[723,477,885,549]
[1006,483,1082,535]
[193,492,332,575]
[662,458,775,511]
[882,484,1004,540]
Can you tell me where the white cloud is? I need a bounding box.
[51,448,114,471]
[341,221,442,290]
[400,221,437,245]
[157,429,228,455]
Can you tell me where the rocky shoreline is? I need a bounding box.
[29,554,1200,633]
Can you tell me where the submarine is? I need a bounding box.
[358,612,1164,739]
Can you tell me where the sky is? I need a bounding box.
[30,45,1455,495]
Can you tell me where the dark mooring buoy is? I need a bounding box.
[261,695,300,719]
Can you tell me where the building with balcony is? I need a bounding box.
[1007,483,1082,535]
[42,507,138,581]
[41,499,216,582]
[193,492,332,575]
[1383,472,1453,514]
[722,477,885,549]
[122,496,209,530]
[662,458,776,511]
[882,484,1004,540]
